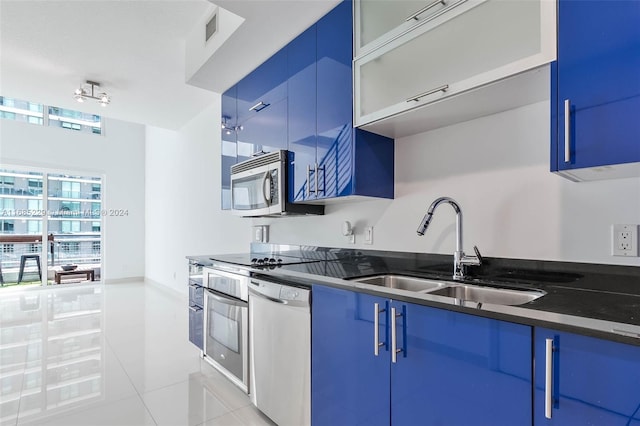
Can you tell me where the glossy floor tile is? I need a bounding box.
[0,281,274,426]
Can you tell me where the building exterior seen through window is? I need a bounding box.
[0,96,102,135]
[0,168,103,285]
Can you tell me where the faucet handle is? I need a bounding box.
[473,245,483,265]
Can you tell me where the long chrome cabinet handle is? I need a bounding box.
[315,163,324,195]
[391,307,403,363]
[374,303,386,356]
[306,165,314,196]
[249,101,269,112]
[406,0,446,21]
[406,84,449,103]
[545,338,554,419]
[564,99,571,163]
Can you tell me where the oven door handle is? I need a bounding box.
[205,289,248,307]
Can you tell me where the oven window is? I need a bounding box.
[211,310,239,352]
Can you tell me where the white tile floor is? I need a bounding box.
[0,281,275,426]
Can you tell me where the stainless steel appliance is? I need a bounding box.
[248,277,311,426]
[202,267,250,392]
[230,150,324,217]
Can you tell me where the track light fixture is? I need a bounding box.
[74,81,111,107]
[221,116,242,134]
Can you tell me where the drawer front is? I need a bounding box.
[188,305,204,351]
[189,284,204,308]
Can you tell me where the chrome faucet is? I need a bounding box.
[416,197,482,281]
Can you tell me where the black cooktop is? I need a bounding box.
[209,252,323,268]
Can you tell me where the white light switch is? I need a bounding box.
[364,226,373,245]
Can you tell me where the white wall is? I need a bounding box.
[0,117,146,279]
[145,97,249,294]
[257,101,640,267]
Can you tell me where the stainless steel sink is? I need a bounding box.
[353,275,449,293]
[429,284,545,306]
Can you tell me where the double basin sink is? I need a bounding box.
[353,274,545,306]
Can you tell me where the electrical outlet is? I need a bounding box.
[612,224,639,257]
[364,226,373,245]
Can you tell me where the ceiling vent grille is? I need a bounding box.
[206,14,217,42]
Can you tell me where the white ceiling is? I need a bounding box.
[0,0,340,130]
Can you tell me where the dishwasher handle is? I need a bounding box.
[249,280,310,308]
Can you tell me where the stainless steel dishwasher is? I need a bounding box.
[248,277,310,426]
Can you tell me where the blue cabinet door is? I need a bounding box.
[391,302,532,426]
[552,0,640,172]
[311,285,390,426]
[237,48,288,157]
[316,0,353,200]
[534,328,640,425]
[221,85,238,210]
[287,25,317,202]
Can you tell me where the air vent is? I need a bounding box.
[231,151,286,174]
[205,13,217,42]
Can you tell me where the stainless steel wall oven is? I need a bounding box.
[202,266,249,392]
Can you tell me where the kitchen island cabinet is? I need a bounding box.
[534,328,640,425]
[551,0,640,181]
[312,285,532,426]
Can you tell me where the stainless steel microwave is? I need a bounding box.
[230,150,324,217]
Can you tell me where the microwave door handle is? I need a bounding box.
[262,171,272,205]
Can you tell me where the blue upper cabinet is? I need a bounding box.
[237,48,288,158]
[289,0,395,202]
[312,285,532,426]
[288,25,318,203]
[221,85,238,210]
[551,0,640,181]
[534,328,640,425]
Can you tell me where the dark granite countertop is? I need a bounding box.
[188,246,640,346]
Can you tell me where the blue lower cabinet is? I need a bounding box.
[392,304,532,425]
[188,304,203,350]
[534,328,640,425]
[188,281,205,351]
[311,285,390,426]
[311,285,532,426]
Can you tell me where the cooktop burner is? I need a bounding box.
[209,253,323,269]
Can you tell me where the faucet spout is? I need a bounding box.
[416,197,481,281]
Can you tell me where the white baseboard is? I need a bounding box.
[104,276,144,284]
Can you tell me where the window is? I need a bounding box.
[2,244,14,254]
[0,176,15,186]
[91,183,101,200]
[48,106,102,135]
[0,96,43,125]
[28,243,40,253]
[92,241,101,253]
[27,220,42,234]
[61,201,81,211]
[1,220,14,233]
[27,199,43,212]
[61,182,81,199]
[27,179,43,195]
[0,198,15,212]
[92,221,101,232]
[61,221,81,233]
